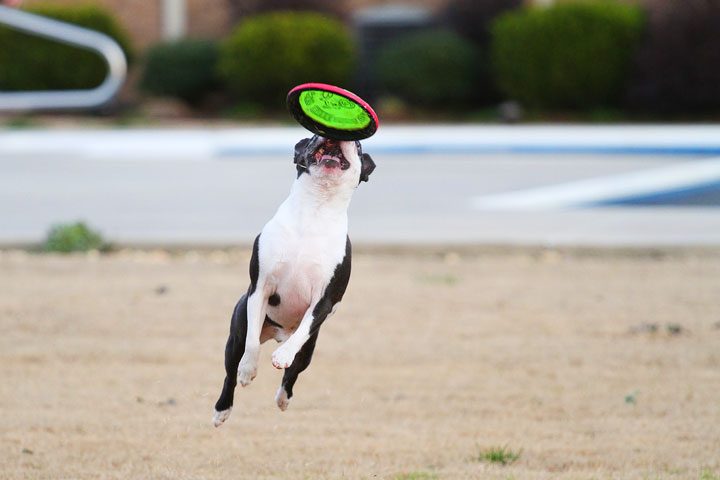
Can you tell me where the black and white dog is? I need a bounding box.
[213,135,375,426]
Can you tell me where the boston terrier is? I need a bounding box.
[213,135,375,426]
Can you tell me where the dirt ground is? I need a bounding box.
[1,247,719,480]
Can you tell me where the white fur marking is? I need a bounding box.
[239,287,269,387]
[272,342,299,369]
[275,387,290,411]
[237,360,257,387]
[213,407,232,427]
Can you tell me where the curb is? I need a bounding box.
[3,125,720,160]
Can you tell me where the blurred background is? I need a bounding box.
[1,0,720,247]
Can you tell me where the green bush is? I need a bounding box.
[44,222,106,253]
[0,4,133,91]
[376,30,481,107]
[491,1,644,109]
[218,12,355,108]
[441,0,524,104]
[140,39,220,104]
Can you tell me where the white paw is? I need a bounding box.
[271,344,298,369]
[213,407,232,427]
[237,360,257,387]
[275,387,290,411]
[237,348,259,386]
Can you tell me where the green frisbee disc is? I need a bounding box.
[299,90,371,130]
[287,83,379,141]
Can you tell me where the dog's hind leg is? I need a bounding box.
[213,294,248,427]
[275,331,319,411]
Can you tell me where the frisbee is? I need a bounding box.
[287,83,379,141]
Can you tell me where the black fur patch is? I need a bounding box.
[264,316,283,328]
[247,234,260,295]
[268,293,281,306]
[281,331,319,399]
[360,153,376,183]
[294,136,325,177]
[214,294,249,412]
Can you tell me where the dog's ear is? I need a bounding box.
[294,138,312,169]
[360,153,376,183]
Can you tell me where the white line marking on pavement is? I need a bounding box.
[471,157,720,211]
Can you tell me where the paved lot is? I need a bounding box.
[1,126,719,246]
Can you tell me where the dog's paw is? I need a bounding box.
[271,344,297,369]
[237,361,257,387]
[213,407,232,427]
[275,386,290,411]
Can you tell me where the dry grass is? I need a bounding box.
[1,247,719,479]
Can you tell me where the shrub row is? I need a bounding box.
[0,4,352,111]
[140,39,220,105]
[217,12,354,108]
[5,1,720,115]
[387,0,720,114]
[373,0,643,110]
[142,11,354,109]
[491,1,644,110]
[376,30,482,107]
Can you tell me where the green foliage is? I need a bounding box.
[218,12,355,108]
[44,222,106,253]
[491,1,644,109]
[3,115,37,129]
[477,445,522,465]
[376,30,481,107]
[0,4,133,91]
[700,469,720,480]
[140,39,220,104]
[441,0,524,104]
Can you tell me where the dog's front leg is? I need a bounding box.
[237,287,268,386]
[271,297,335,369]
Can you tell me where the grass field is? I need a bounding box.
[1,247,719,479]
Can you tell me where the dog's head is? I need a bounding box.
[293,135,376,184]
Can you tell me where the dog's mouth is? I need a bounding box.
[312,139,350,170]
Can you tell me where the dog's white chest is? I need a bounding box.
[260,187,349,329]
[264,239,344,329]
[268,259,319,320]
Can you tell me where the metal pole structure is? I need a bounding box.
[0,4,127,111]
